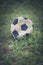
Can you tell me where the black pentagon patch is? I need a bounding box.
[13,19,18,25]
[26,33,29,37]
[32,25,34,29]
[13,30,18,37]
[21,24,28,31]
[24,18,28,20]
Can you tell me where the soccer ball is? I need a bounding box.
[11,17,34,38]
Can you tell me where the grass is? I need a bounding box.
[0,0,43,65]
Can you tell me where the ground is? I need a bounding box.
[0,0,43,65]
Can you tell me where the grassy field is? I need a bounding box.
[0,0,43,65]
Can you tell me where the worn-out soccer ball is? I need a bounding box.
[11,17,34,38]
